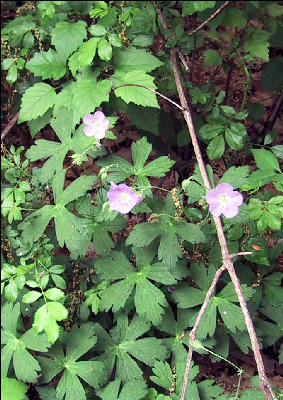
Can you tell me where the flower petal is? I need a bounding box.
[83,126,95,137]
[83,114,95,125]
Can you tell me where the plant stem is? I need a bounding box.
[170,47,277,400]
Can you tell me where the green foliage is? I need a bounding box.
[1,376,28,400]
[1,2,282,400]
[38,323,107,400]
[1,302,51,382]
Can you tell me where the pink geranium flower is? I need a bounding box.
[107,181,142,214]
[206,183,243,218]
[83,111,109,139]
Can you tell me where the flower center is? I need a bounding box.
[91,120,102,129]
[219,194,230,204]
[119,192,130,202]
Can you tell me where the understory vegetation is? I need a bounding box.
[1,1,283,400]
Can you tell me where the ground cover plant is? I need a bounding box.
[1,1,283,399]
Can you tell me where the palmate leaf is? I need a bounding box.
[1,302,51,382]
[176,281,254,339]
[97,378,148,400]
[37,324,107,400]
[95,251,175,325]
[19,170,94,257]
[127,194,205,269]
[25,108,74,183]
[96,137,174,189]
[93,313,167,383]
[1,376,28,400]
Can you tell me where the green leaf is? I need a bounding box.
[98,38,112,61]
[33,301,68,344]
[244,28,270,61]
[26,49,66,80]
[2,57,14,70]
[97,378,148,400]
[252,149,280,172]
[158,231,182,269]
[51,21,87,58]
[57,175,94,206]
[217,299,246,333]
[172,285,205,308]
[248,102,264,123]
[1,376,28,400]
[222,7,246,28]
[100,314,167,382]
[69,37,100,77]
[135,277,168,325]
[89,24,107,36]
[206,135,225,159]
[183,1,216,16]
[261,56,283,91]
[6,64,17,84]
[204,50,222,67]
[150,361,173,390]
[113,70,159,108]
[38,324,107,400]
[72,79,111,119]
[44,288,65,301]
[126,222,160,247]
[132,35,154,48]
[19,83,56,123]
[199,124,224,140]
[219,166,250,189]
[19,205,54,244]
[131,136,152,170]
[140,156,175,177]
[113,48,163,73]
[4,279,18,302]
[1,302,51,382]
[28,109,53,138]
[22,290,42,303]
[175,221,206,244]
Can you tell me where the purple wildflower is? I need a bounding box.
[83,111,109,139]
[205,183,243,218]
[107,181,142,214]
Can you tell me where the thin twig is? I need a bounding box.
[261,93,283,136]
[170,47,277,400]
[1,111,20,141]
[109,83,184,111]
[184,264,227,389]
[188,1,230,36]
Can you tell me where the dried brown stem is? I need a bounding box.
[1,111,20,141]
[170,47,277,400]
[188,1,230,36]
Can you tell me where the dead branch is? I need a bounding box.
[1,111,20,141]
[188,1,230,36]
[170,47,277,400]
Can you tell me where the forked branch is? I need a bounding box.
[170,47,277,400]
